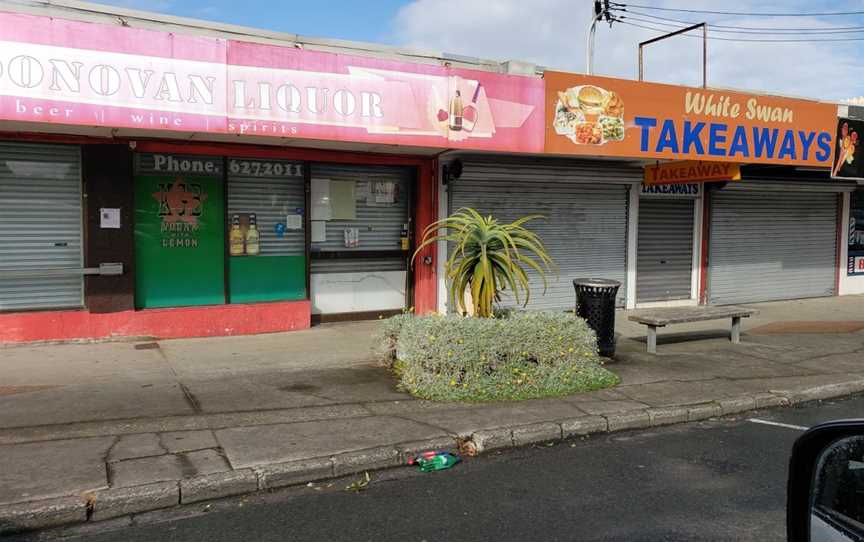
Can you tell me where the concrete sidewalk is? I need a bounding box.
[1,296,863,534]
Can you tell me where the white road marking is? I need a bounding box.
[748,418,809,431]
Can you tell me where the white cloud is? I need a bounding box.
[393,0,864,101]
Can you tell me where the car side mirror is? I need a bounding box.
[788,420,864,541]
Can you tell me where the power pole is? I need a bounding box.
[586,0,613,75]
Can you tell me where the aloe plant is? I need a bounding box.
[414,207,555,318]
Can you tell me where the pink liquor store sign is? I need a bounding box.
[0,11,544,152]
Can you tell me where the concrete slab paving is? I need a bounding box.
[401,400,587,436]
[0,341,171,387]
[0,295,863,533]
[615,380,752,407]
[0,437,114,505]
[564,399,651,415]
[109,449,230,488]
[182,377,334,413]
[0,382,194,429]
[108,434,165,462]
[732,373,864,394]
[215,416,446,468]
[794,352,864,374]
[160,430,218,454]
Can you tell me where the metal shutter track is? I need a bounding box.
[449,158,635,310]
[637,199,694,302]
[709,191,836,304]
[0,142,82,310]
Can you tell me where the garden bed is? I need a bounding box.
[379,311,619,402]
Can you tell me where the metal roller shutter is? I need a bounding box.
[310,164,413,274]
[0,142,82,310]
[637,198,694,302]
[708,190,837,305]
[227,159,305,257]
[449,158,636,310]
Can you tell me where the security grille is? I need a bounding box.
[448,157,636,310]
[708,189,837,304]
[637,198,694,302]
[0,142,82,310]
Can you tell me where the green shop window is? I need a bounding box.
[134,153,226,309]
[226,158,307,303]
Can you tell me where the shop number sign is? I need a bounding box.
[228,159,303,178]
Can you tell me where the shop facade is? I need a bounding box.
[435,72,850,313]
[836,109,864,296]
[0,6,542,342]
[0,2,857,345]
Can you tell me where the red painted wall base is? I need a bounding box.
[0,301,311,344]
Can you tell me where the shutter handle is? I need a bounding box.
[54,242,68,247]
[660,259,667,264]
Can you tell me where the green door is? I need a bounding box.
[134,154,225,309]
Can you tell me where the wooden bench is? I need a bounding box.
[628,306,758,354]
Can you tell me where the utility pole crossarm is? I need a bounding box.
[637,22,708,88]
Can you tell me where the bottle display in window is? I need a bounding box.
[229,214,244,256]
[245,213,260,256]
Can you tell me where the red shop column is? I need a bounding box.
[412,159,438,314]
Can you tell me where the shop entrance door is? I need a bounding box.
[309,164,413,317]
[637,198,695,303]
[134,154,225,309]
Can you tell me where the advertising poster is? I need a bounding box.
[832,117,864,179]
[229,213,260,257]
[544,72,837,167]
[849,189,864,276]
[134,154,225,308]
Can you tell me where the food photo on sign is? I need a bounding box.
[553,85,625,145]
[544,72,836,167]
[832,117,864,179]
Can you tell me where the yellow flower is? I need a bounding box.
[449,379,457,386]
[568,347,574,353]
[447,351,454,357]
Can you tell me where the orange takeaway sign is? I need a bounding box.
[643,160,741,186]
[545,72,837,167]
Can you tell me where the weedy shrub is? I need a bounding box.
[379,311,619,402]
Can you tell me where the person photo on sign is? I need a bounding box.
[833,119,864,178]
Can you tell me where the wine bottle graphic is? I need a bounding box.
[462,82,482,133]
[449,90,463,131]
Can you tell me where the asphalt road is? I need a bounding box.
[19,395,864,542]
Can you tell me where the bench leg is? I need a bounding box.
[647,325,657,354]
[731,316,741,344]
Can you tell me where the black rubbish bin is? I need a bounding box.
[573,278,621,358]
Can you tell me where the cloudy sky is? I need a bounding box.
[91,0,864,101]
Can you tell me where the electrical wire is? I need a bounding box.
[616,19,864,42]
[620,8,864,33]
[611,2,864,17]
[618,14,864,36]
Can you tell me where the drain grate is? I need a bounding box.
[134,342,160,350]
